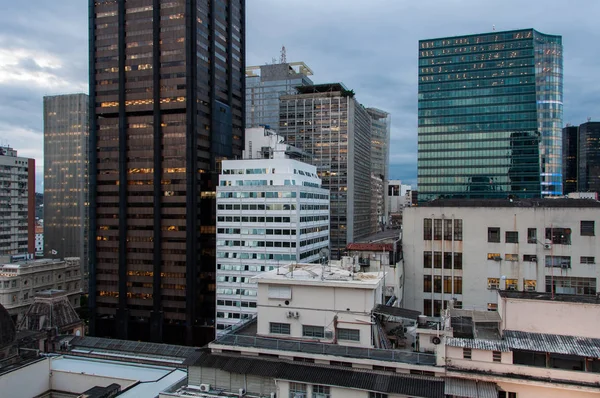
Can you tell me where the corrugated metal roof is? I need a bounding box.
[446,337,510,352]
[347,243,394,252]
[373,304,421,320]
[187,351,445,398]
[445,378,498,398]
[504,330,600,358]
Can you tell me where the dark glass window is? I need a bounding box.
[488,227,500,242]
[423,218,432,240]
[581,221,595,236]
[423,275,432,293]
[545,227,571,245]
[505,231,518,243]
[423,251,432,268]
[453,219,463,241]
[527,228,537,243]
[443,219,452,240]
[433,219,442,240]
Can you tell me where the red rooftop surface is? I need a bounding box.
[346,243,394,252]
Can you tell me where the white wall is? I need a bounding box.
[256,282,375,347]
[403,205,600,314]
[500,296,600,338]
[0,358,50,398]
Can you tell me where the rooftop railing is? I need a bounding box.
[214,332,436,366]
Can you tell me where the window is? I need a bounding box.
[545,256,571,269]
[454,277,463,294]
[423,251,432,268]
[498,392,517,398]
[269,322,290,335]
[454,253,463,269]
[506,279,518,291]
[487,303,498,311]
[546,276,596,296]
[527,228,537,244]
[505,231,518,243]
[312,385,330,398]
[463,348,472,359]
[444,219,453,240]
[268,285,291,299]
[487,278,499,290]
[488,227,500,243]
[581,256,595,264]
[487,253,501,260]
[289,382,307,397]
[443,276,452,293]
[434,219,442,240]
[505,254,518,261]
[493,351,502,362]
[581,220,595,236]
[545,227,571,245]
[423,275,432,293]
[443,252,453,269]
[423,218,432,240]
[524,279,536,292]
[523,254,537,262]
[302,325,324,338]
[433,252,442,268]
[434,275,442,293]
[329,361,352,368]
[423,299,432,316]
[454,219,463,241]
[337,328,360,342]
[369,393,388,398]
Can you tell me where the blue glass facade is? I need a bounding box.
[418,29,563,202]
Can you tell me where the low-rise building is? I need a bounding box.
[403,198,600,316]
[441,291,600,397]
[0,257,82,323]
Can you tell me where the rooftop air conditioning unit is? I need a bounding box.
[199,384,211,392]
[544,244,552,250]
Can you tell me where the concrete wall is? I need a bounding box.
[500,296,600,338]
[0,357,50,398]
[256,282,375,347]
[403,206,600,313]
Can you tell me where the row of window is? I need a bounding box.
[269,322,360,341]
[423,218,463,241]
[217,191,300,199]
[218,227,297,235]
[486,254,595,267]
[216,300,257,308]
[487,222,595,245]
[218,216,294,223]
[423,275,463,294]
[217,252,297,261]
[423,252,463,269]
[217,264,275,272]
[218,240,297,248]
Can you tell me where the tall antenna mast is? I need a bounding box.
[280,45,287,63]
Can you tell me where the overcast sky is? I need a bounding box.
[1,0,600,192]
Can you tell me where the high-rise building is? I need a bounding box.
[279,83,372,258]
[245,62,313,131]
[0,147,35,256]
[43,94,89,276]
[215,128,329,334]
[367,107,390,226]
[418,29,563,202]
[89,0,245,345]
[576,122,600,194]
[562,125,578,195]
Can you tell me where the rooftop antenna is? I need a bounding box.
[280,45,287,63]
[492,24,496,31]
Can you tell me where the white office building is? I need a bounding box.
[215,128,330,334]
[402,198,600,317]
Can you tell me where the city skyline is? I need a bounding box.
[2,0,600,190]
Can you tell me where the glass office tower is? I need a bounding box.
[43,94,89,278]
[562,125,578,195]
[89,0,245,345]
[246,62,313,132]
[418,29,563,202]
[577,122,600,194]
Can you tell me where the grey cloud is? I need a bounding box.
[2,0,600,192]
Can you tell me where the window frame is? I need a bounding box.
[337,328,360,342]
[488,227,500,243]
[581,220,595,236]
[505,231,518,243]
[289,382,307,398]
[312,385,331,398]
[269,322,291,335]
[302,325,325,338]
[463,348,472,359]
[581,256,595,265]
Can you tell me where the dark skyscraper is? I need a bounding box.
[418,29,563,202]
[43,94,89,275]
[562,125,578,195]
[576,122,600,194]
[89,0,245,345]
